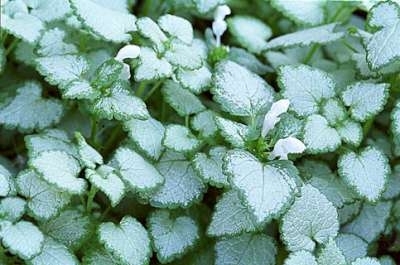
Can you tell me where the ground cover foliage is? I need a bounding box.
[0,0,400,264]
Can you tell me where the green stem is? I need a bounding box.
[90,118,99,147]
[102,125,124,155]
[185,115,190,128]
[86,185,98,213]
[0,32,7,43]
[5,38,19,56]
[136,81,147,97]
[303,44,319,64]
[161,100,167,122]
[99,205,111,221]
[143,80,163,101]
[363,118,374,137]
[342,40,358,53]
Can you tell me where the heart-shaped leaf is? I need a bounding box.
[224,150,298,223]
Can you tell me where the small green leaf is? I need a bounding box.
[86,165,125,207]
[338,146,390,201]
[212,60,274,117]
[28,237,79,265]
[176,65,212,94]
[215,233,276,265]
[317,239,347,265]
[30,150,86,195]
[309,174,356,208]
[228,47,272,75]
[92,81,150,121]
[303,115,341,154]
[151,151,205,208]
[0,164,13,197]
[98,216,151,265]
[281,184,339,251]
[162,80,205,117]
[190,0,222,13]
[341,82,389,122]
[265,23,344,50]
[82,247,122,265]
[123,117,165,161]
[271,0,326,25]
[113,147,164,195]
[164,39,203,70]
[91,59,124,89]
[351,257,381,265]
[224,150,298,223]
[25,129,78,158]
[382,165,400,200]
[284,251,317,265]
[207,190,258,237]
[136,17,168,53]
[321,98,346,126]
[163,125,201,153]
[135,47,173,81]
[37,28,77,57]
[0,221,44,260]
[147,210,199,263]
[0,82,64,132]
[0,2,44,43]
[271,113,304,140]
[336,120,363,146]
[158,14,193,44]
[70,0,137,42]
[40,209,91,250]
[227,15,272,53]
[16,170,71,220]
[335,234,368,263]
[36,55,89,87]
[0,197,26,222]
[338,201,362,225]
[365,1,400,70]
[279,64,336,116]
[193,146,229,188]
[25,0,70,22]
[215,116,249,148]
[342,201,392,243]
[191,110,218,138]
[75,132,103,169]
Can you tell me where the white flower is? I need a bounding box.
[115,45,141,61]
[115,45,141,80]
[212,5,231,46]
[212,20,227,46]
[269,136,306,160]
[261,99,290,137]
[214,5,231,21]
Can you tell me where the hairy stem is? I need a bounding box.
[143,80,163,101]
[86,185,98,213]
[303,44,319,64]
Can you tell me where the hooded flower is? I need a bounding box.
[261,99,290,137]
[212,5,231,46]
[115,44,141,80]
[269,136,306,160]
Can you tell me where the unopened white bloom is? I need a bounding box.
[214,5,231,21]
[115,45,141,61]
[119,63,131,80]
[269,136,306,160]
[261,99,290,137]
[212,5,231,46]
[115,45,140,80]
[212,20,227,46]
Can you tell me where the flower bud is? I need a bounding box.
[261,99,290,137]
[269,136,306,160]
[115,44,140,61]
